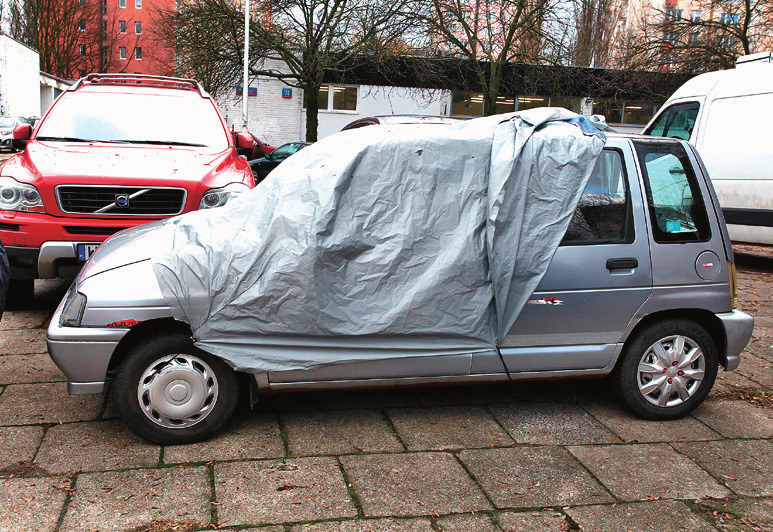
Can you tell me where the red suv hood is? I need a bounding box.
[20,141,232,186]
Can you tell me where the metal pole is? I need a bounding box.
[242,0,250,130]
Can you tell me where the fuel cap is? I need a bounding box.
[695,251,721,280]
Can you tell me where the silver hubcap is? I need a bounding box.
[637,334,705,407]
[138,354,218,429]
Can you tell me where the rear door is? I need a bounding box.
[501,143,653,374]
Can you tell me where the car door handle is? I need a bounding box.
[606,258,638,271]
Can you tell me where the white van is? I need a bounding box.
[642,52,773,245]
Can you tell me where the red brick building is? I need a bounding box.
[73,0,175,77]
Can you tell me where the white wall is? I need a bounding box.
[0,36,41,118]
[302,85,451,140]
[217,59,303,147]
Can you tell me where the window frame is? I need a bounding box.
[135,21,142,34]
[304,84,358,114]
[134,47,142,60]
[119,0,126,7]
[633,140,712,244]
[119,20,126,33]
[119,46,126,59]
[560,147,635,247]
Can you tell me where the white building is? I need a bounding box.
[0,35,41,118]
[40,72,72,114]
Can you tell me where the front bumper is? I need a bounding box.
[47,290,129,394]
[717,310,754,371]
[6,241,100,279]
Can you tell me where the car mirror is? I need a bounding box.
[12,124,31,151]
[235,132,253,157]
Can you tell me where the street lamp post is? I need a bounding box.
[242,0,250,131]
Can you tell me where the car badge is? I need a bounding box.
[115,194,130,208]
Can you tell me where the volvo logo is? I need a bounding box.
[115,194,130,208]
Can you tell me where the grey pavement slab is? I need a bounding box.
[61,466,211,532]
[510,380,603,403]
[413,384,514,406]
[697,497,773,532]
[0,425,44,471]
[0,382,103,425]
[737,353,773,388]
[215,457,356,526]
[673,439,773,497]
[0,309,49,331]
[0,476,67,532]
[289,518,434,531]
[164,412,284,464]
[35,420,160,474]
[0,353,65,384]
[341,452,491,517]
[567,500,717,532]
[496,510,569,531]
[281,409,403,456]
[267,389,418,412]
[387,406,512,451]
[435,513,498,531]
[458,446,613,508]
[692,399,773,438]
[0,328,48,355]
[582,400,720,442]
[569,443,731,501]
[489,402,619,445]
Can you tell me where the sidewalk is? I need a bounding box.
[0,262,769,531]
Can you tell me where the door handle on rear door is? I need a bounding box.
[606,258,638,271]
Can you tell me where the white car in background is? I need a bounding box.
[0,116,31,152]
[643,51,773,245]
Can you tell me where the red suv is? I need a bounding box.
[0,74,255,304]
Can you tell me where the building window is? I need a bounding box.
[665,9,682,20]
[119,20,126,33]
[517,95,548,111]
[718,35,736,48]
[303,85,358,112]
[79,44,86,56]
[119,46,126,59]
[79,0,85,4]
[691,10,701,22]
[451,92,484,116]
[688,31,699,44]
[136,0,142,7]
[720,12,739,24]
[135,47,142,59]
[135,21,142,34]
[119,0,126,7]
[79,19,85,31]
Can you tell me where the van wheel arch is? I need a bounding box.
[621,309,727,368]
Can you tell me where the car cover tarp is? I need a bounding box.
[151,108,605,372]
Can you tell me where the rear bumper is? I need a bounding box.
[47,293,128,394]
[717,310,754,371]
[6,241,100,279]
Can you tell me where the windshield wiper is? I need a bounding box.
[106,139,207,147]
[36,136,97,142]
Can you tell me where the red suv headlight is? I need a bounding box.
[0,176,45,213]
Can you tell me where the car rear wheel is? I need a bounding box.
[615,319,718,420]
[113,332,238,444]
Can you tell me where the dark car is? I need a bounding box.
[249,142,310,181]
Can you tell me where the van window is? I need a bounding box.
[562,150,632,245]
[634,141,711,243]
[646,102,699,140]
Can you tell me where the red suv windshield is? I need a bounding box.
[36,90,229,150]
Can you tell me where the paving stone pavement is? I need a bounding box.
[0,263,768,531]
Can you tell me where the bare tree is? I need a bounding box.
[628,0,773,73]
[571,0,616,67]
[417,0,559,116]
[158,0,416,141]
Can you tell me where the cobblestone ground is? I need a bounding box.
[0,251,770,532]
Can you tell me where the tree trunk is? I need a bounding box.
[304,84,319,142]
[483,89,500,116]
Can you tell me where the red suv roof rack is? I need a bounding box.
[71,73,208,96]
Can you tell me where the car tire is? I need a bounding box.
[113,331,239,444]
[615,319,718,420]
[5,279,34,310]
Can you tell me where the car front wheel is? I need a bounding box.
[113,332,238,444]
[615,319,718,420]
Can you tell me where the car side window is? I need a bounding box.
[646,102,699,140]
[561,149,633,246]
[634,141,711,243]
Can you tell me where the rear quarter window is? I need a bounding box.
[634,141,711,243]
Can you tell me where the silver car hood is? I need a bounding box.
[77,219,173,282]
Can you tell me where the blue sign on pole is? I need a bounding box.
[282,88,292,99]
[236,86,257,96]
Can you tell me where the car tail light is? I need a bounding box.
[728,261,737,310]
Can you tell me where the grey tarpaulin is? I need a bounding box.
[151,108,605,372]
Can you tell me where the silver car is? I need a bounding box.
[47,134,754,444]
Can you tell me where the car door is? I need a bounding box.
[500,143,653,374]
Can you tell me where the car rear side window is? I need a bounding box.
[561,149,633,246]
[645,102,699,140]
[634,141,711,243]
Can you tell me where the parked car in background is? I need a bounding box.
[642,51,773,245]
[242,131,276,159]
[342,115,458,131]
[0,116,31,152]
[249,142,310,181]
[0,73,255,305]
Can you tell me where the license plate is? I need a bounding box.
[76,243,100,262]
